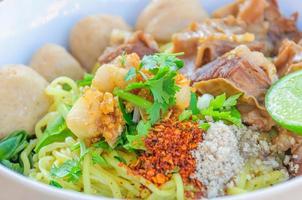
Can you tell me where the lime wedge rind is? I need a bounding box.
[265,70,302,135]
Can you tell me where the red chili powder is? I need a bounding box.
[132,119,203,186]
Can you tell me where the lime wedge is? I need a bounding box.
[265,70,302,135]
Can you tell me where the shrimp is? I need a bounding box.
[66,88,124,146]
[92,64,129,93]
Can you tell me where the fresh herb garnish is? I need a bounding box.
[93,140,111,150]
[199,122,210,131]
[1,160,23,174]
[115,52,183,125]
[77,73,94,87]
[91,152,108,167]
[124,67,137,81]
[123,120,151,151]
[189,92,200,115]
[114,155,127,164]
[201,93,242,126]
[179,110,193,121]
[49,180,63,188]
[50,160,82,183]
[35,115,74,152]
[0,130,28,161]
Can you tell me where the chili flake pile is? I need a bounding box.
[133,119,203,185]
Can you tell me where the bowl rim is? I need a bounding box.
[0,163,301,200]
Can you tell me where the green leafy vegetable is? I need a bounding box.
[1,160,23,174]
[179,110,193,121]
[0,130,28,160]
[141,52,184,71]
[93,140,111,150]
[201,93,242,126]
[136,121,151,135]
[223,93,242,107]
[189,92,200,115]
[116,52,183,125]
[77,73,94,87]
[50,160,82,183]
[79,140,89,160]
[120,51,127,67]
[114,155,127,164]
[122,121,151,151]
[118,98,134,125]
[199,122,210,131]
[124,67,137,81]
[91,152,108,167]
[209,93,226,109]
[49,180,63,188]
[114,89,153,110]
[35,115,74,152]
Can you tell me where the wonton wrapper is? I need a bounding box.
[194,78,275,131]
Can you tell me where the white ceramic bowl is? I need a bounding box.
[0,0,301,199]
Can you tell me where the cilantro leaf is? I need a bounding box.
[141,52,184,71]
[136,121,151,135]
[179,110,193,121]
[124,134,146,151]
[123,120,151,151]
[124,67,137,81]
[223,93,242,107]
[201,93,242,126]
[114,53,183,124]
[147,102,162,124]
[77,73,94,87]
[199,122,210,131]
[209,93,226,109]
[50,160,82,183]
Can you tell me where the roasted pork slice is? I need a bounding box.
[172,16,248,56]
[192,45,276,103]
[274,39,302,77]
[98,31,158,65]
[172,16,267,77]
[213,0,302,55]
[192,45,277,130]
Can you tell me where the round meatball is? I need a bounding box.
[136,0,209,42]
[0,65,51,138]
[69,15,131,71]
[30,43,85,82]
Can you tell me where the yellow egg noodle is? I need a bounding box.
[14,76,287,199]
[18,76,181,199]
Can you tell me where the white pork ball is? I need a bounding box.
[69,15,131,71]
[30,43,85,81]
[0,65,51,138]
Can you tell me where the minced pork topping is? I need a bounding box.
[192,121,278,198]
